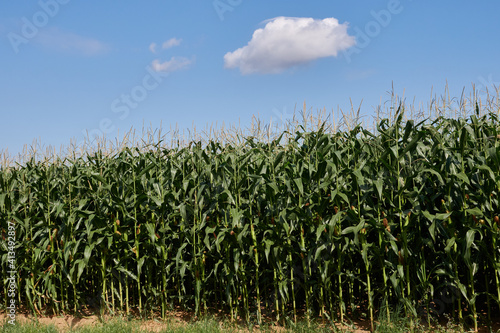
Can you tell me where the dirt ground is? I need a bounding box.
[0,311,373,333]
[1,311,499,332]
[1,312,179,332]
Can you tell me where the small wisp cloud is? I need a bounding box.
[224,16,356,74]
[149,37,194,73]
[149,42,157,54]
[150,37,182,54]
[36,27,110,56]
[151,57,193,73]
[162,37,182,50]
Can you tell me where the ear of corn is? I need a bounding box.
[1,94,500,331]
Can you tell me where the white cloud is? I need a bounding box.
[151,56,194,73]
[149,42,157,54]
[162,38,182,49]
[36,27,110,56]
[224,16,356,75]
[149,38,181,53]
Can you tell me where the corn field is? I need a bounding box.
[1,100,500,331]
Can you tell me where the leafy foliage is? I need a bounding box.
[1,109,500,331]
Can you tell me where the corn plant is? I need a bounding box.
[1,97,499,331]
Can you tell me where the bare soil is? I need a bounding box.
[0,311,372,332]
[1,310,499,332]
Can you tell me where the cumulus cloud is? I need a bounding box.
[224,16,356,74]
[36,27,110,56]
[162,37,182,49]
[151,56,194,73]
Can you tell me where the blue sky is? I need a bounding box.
[1,1,499,158]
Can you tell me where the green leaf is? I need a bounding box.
[373,178,383,200]
[466,207,483,217]
[422,168,444,185]
[293,178,304,196]
[444,237,455,253]
[455,172,470,185]
[84,245,93,263]
[352,168,364,186]
[264,239,274,263]
[428,221,437,243]
[477,164,495,180]
[314,244,327,262]
[316,225,325,242]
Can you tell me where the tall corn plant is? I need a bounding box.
[2,105,500,331]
